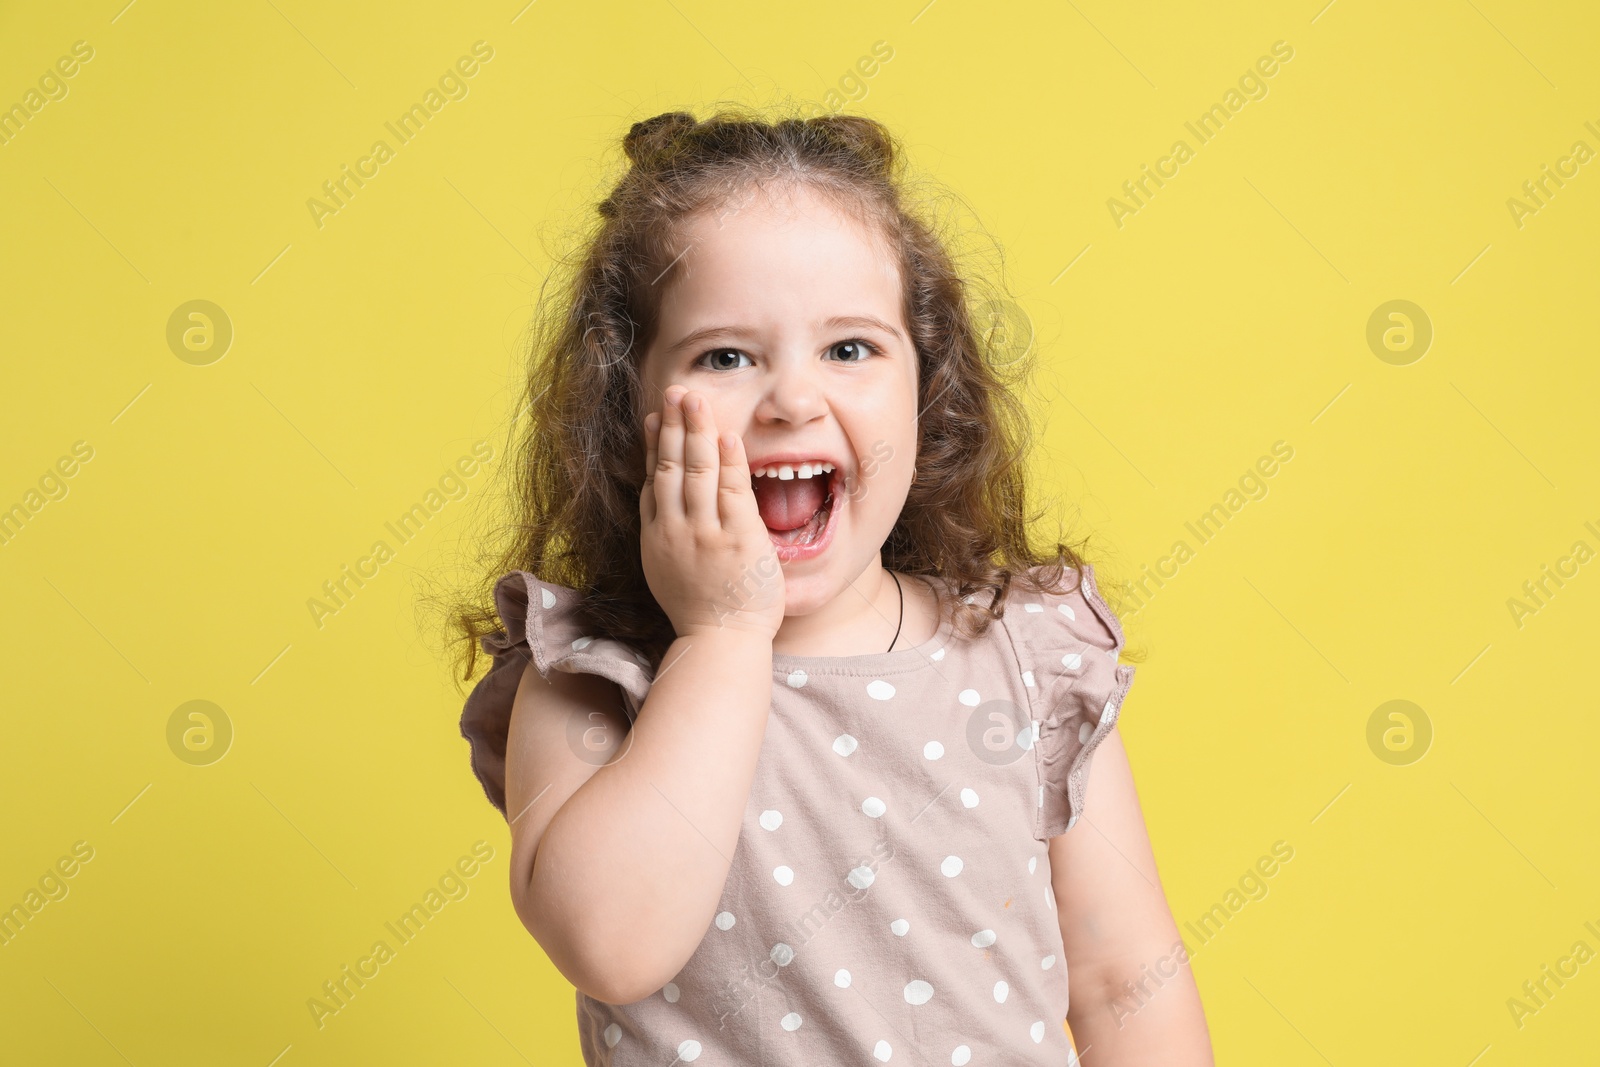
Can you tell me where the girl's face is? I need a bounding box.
[637,181,919,619]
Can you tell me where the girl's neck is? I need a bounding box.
[769,564,941,659]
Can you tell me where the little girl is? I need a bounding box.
[457,109,1213,1065]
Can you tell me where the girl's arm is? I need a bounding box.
[505,627,773,1004]
[1053,729,1215,1064]
[507,384,781,1003]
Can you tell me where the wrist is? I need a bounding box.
[672,624,776,653]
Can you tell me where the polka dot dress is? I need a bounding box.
[460,564,1136,1065]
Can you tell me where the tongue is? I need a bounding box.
[752,476,826,531]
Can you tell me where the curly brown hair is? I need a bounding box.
[442,105,1115,684]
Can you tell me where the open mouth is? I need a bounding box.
[751,463,837,549]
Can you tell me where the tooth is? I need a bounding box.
[799,463,814,478]
[778,465,794,480]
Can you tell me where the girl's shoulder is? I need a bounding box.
[991,562,1137,839]
[994,561,1128,658]
[458,571,654,817]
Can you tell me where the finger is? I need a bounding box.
[680,392,721,527]
[653,386,687,524]
[716,429,758,532]
[640,409,661,526]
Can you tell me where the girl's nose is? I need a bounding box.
[753,360,828,426]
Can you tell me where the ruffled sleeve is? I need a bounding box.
[1000,563,1138,840]
[458,571,656,819]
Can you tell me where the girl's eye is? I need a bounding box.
[827,339,881,363]
[697,349,753,371]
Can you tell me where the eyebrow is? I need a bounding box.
[663,315,905,356]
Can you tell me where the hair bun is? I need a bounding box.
[624,111,698,167]
[804,114,896,179]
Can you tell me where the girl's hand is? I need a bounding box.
[640,385,786,641]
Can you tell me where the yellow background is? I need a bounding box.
[2,0,1596,1063]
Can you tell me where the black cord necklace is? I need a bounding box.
[887,571,904,652]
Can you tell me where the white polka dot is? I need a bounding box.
[874,1039,893,1061]
[958,688,981,706]
[1019,722,1037,752]
[1030,1020,1046,1043]
[781,1012,802,1031]
[1024,602,1043,613]
[941,855,963,877]
[1022,669,1035,687]
[1061,652,1082,670]
[662,982,680,1002]
[904,980,934,1005]
[786,669,808,688]
[572,635,594,651]
[1100,697,1117,723]
[1066,813,1079,831]
[931,647,946,661]
[834,733,859,757]
[862,796,887,818]
[952,1046,972,1066]
[971,929,996,948]
[924,740,945,760]
[715,911,735,931]
[771,943,794,966]
[848,865,875,890]
[1042,954,1056,969]
[1058,602,1076,620]
[1079,722,1092,743]
[774,865,794,886]
[679,1039,703,1061]
[994,980,1009,1003]
[603,1023,621,1047]
[760,809,783,831]
[960,788,979,808]
[867,680,896,700]
[1045,884,1056,909]
[835,969,852,988]
[540,587,557,609]
[890,918,910,936]
[1028,855,1038,875]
